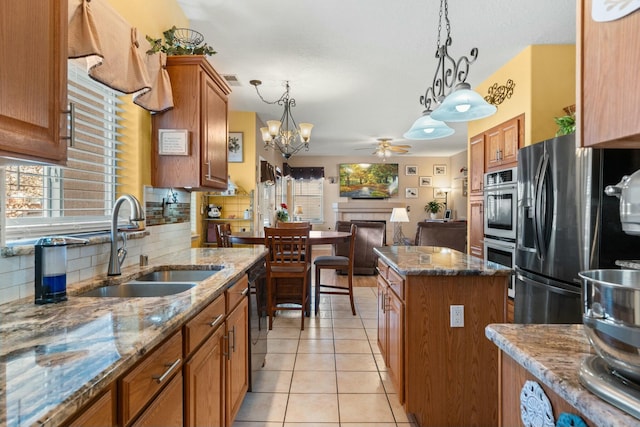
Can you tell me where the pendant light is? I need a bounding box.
[403,109,455,140]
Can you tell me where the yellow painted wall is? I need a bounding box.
[467,45,575,147]
[106,0,188,199]
[228,111,258,191]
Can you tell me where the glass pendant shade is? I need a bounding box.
[260,127,272,142]
[266,120,282,137]
[298,123,313,142]
[431,83,497,122]
[403,111,455,140]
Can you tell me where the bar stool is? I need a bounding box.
[313,224,357,316]
[264,226,311,330]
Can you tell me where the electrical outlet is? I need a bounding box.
[450,305,464,328]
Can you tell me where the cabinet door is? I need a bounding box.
[0,1,67,164]
[66,387,115,427]
[469,134,485,195]
[387,290,404,403]
[185,325,225,427]
[500,118,520,165]
[131,374,183,427]
[377,277,388,362]
[201,71,228,189]
[226,297,249,427]
[469,196,484,258]
[485,128,502,171]
[580,0,640,147]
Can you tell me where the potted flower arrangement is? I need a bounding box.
[425,200,443,220]
[276,203,289,222]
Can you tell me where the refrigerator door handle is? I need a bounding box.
[533,154,548,260]
[516,272,579,297]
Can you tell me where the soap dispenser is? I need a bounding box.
[34,237,89,304]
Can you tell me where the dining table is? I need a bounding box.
[229,229,352,316]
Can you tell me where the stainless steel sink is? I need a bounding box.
[135,268,222,282]
[78,282,196,298]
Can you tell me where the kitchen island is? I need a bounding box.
[0,247,266,427]
[486,323,640,427]
[373,245,511,427]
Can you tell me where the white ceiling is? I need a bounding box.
[176,0,576,158]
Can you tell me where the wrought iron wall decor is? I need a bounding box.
[484,79,515,106]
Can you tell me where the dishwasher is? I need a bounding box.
[247,257,268,390]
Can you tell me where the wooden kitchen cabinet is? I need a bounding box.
[484,115,523,171]
[65,386,115,427]
[469,195,484,258]
[376,259,405,402]
[0,1,68,164]
[131,374,183,427]
[579,0,640,147]
[225,276,249,426]
[469,133,485,195]
[152,56,231,190]
[120,331,183,426]
[499,351,593,426]
[185,322,226,427]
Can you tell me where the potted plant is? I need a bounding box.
[425,200,443,219]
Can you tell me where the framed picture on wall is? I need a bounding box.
[405,165,418,176]
[434,164,447,175]
[419,176,432,187]
[405,187,418,198]
[228,132,243,163]
[434,188,446,199]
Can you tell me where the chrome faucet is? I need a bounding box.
[108,194,145,276]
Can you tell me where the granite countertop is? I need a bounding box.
[486,324,640,427]
[374,245,512,276]
[0,247,267,427]
[615,260,640,270]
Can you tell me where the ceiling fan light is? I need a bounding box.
[403,111,455,140]
[431,83,497,122]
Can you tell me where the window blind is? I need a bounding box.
[292,178,324,223]
[3,63,124,243]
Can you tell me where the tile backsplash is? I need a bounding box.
[0,222,192,305]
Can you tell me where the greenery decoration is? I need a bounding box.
[425,200,443,214]
[554,113,576,136]
[146,26,217,56]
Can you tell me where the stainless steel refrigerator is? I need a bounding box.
[515,134,640,323]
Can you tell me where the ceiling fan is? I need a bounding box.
[356,138,411,159]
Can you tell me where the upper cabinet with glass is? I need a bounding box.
[152,56,231,190]
[579,0,640,147]
[0,1,68,164]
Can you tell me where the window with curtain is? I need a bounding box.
[3,63,123,243]
[291,178,324,223]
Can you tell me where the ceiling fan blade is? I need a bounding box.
[393,144,412,149]
[388,146,409,152]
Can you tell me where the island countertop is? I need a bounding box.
[374,245,512,276]
[0,247,267,427]
[486,324,640,427]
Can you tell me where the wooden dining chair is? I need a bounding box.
[264,226,311,330]
[313,224,357,316]
[216,223,233,248]
[276,221,312,229]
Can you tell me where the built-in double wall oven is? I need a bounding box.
[483,167,517,298]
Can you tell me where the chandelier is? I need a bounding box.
[250,80,313,159]
[405,0,496,140]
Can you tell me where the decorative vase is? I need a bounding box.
[430,212,437,220]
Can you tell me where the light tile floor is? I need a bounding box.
[233,286,417,427]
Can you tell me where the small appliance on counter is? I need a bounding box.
[578,269,640,421]
[34,236,89,304]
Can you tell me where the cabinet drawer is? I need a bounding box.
[66,386,115,427]
[377,259,389,280]
[131,373,183,427]
[387,267,405,300]
[184,294,226,356]
[226,275,249,313]
[120,331,183,426]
